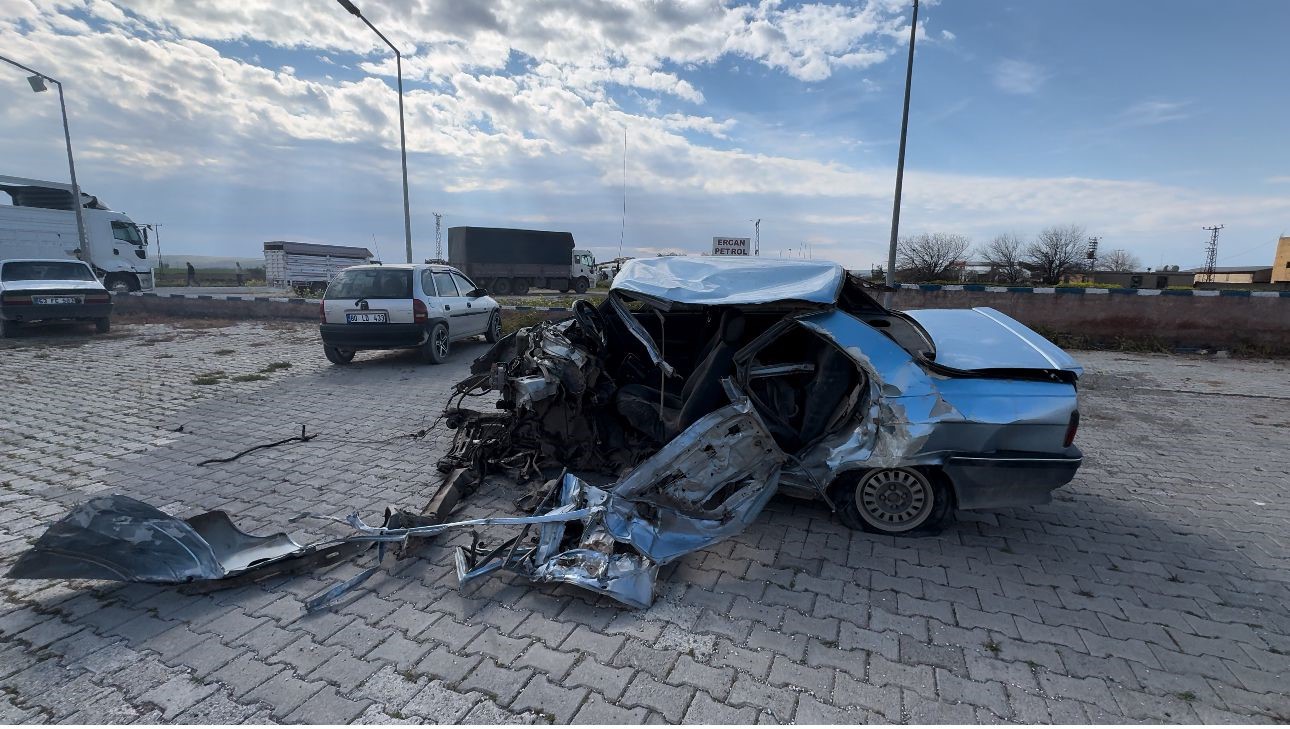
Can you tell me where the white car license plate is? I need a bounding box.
[34,296,81,305]
[346,312,388,323]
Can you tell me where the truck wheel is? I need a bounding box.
[485,312,502,343]
[511,278,530,296]
[0,320,17,339]
[324,345,355,365]
[492,278,512,296]
[421,323,449,364]
[573,277,589,294]
[103,273,137,293]
[94,317,111,334]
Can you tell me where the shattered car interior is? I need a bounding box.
[9,257,1084,610]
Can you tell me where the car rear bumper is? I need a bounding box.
[320,323,428,349]
[1,303,113,322]
[944,447,1082,510]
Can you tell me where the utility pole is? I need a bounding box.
[336,0,413,263]
[432,212,443,261]
[753,219,760,256]
[1,55,89,263]
[884,0,919,306]
[1085,236,1100,273]
[1202,225,1223,283]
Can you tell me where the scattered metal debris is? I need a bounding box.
[6,494,376,585]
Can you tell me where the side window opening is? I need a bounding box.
[433,271,458,297]
[111,221,142,245]
[421,269,437,296]
[451,272,475,294]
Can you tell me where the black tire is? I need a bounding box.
[491,278,512,296]
[835,468,951,535]
[484,312,502,343]
[573,277,589,294]
[0,319,17,339]
[324,344,355,365]
[103,273,137,293]
[94,317,110,334]
[511,278,530,296]
[422,323,449,364]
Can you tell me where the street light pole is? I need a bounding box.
[1,54,90,264]
[336,0,414,264]
[884,0,919,306]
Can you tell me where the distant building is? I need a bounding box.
[1187,266,1274,284]
[1093,270,1195,289]
[1273,236,1290,284]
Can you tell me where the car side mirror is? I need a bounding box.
[468,287,487,298]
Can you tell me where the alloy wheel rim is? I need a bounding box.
[435,330,448,357]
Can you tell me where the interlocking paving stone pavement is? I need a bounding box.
[1,320,1288,723]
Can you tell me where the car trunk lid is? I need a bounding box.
[903,307,1083,379]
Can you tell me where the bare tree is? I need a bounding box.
[977,233,1028,284]
[1098,249,1142,272]
[896,233,971,282]
[1025,224,1086,284]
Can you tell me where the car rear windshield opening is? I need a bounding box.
[1,261,97,282]
[326,269,412,299]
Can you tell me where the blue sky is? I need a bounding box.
[3,0,1288,270]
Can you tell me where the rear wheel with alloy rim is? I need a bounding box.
[422,322,449,364]
[324,344,355,365]
[836,468,950,535]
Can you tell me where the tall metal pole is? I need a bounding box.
[336,1,413,263]
[394,51,412,263]
[884,0,919,305]
[54,79,89,264]
[1,55,89,263]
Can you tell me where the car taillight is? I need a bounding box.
[319,301,327,323]
[1063,411,1079,447]
[413,298,428,323]
[1,294,31,305]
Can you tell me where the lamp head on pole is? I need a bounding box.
[337,0,362,16]
[27,75,48,92]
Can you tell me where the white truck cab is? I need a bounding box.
[0,175,153,292]
[571,249,596,293]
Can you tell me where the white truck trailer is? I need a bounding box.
[0,175,153,292]
[263,241,374,292]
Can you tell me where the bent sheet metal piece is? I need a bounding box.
[454,390,786,608]
[6,494,377,587]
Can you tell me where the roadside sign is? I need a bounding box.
[712,237,751,256]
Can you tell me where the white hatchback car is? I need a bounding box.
[318,263,501,365]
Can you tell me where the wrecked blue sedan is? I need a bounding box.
[461,256,1082,539]
[8,256,1084,611]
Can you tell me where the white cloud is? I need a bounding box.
[992,58,1048,95]
[1119,99,1192,126]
